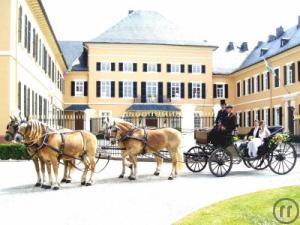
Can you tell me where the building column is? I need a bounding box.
[84,108,95,131]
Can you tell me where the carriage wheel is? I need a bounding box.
[269,142,297,175]
[243,159,251,168]
[184,146,208,173]
[248,155,270,170]
[208,148,233,177]
[201,144,215,154]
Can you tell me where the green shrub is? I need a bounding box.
[0,144,28,160]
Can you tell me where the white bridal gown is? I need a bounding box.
[248,127,271,158]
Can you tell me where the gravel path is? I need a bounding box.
[0,158,299,225]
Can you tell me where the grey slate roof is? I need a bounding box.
[127,104,180,112]
[238,25,300,71]
[64,104,90,111]
[88,10,216,48]
[59,41,88,71]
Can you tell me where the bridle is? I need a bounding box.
[5,122,19,137]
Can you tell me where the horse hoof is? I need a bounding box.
[66,180,71,184]
[154,172,160,176]
[35,182,41,187]
[81,181,86,186]
[128,176,136,181]
[43,185,51,189]
[168,177,174,180]
[85,182,92,186]
[53,186,59,191]
[61,178,67,183]
[118,175,124,179]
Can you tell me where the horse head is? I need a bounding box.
[14,119,32,143]
[4,116,20,142]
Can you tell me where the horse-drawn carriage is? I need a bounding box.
[184,127,297,177]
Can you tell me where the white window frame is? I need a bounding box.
[263,107,269,126]
[254,109,259,121]
[236,81,241,98]
[253,75,259,93]
[147,63,158,73]
[171,64,181,73]
[194,112,203,129]
[192,82,202,99]
[216,84,225,99]
[100,62,111,72]
[74,80,84,97]
[236,111,241,126]
[146,81,158,102]
[273,67,280,88]
[123,81,133,98]
[274,106,280,126]
[245,110,250,128]
[123,62,133,72]
[263,72,268,91]
[192,64,202,74]
[100,81,111,98]
[286,62,293,85]
[245,78,250,96]
[171,82,181,99]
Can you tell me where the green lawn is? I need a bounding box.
[175,185,300,225]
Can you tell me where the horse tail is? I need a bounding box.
[176,146,184,171]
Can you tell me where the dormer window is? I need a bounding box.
[260,48,269,56]
[280,37,290,47]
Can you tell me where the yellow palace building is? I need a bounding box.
[1,0,300,138]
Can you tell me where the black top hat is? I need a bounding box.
[220,100,226,105]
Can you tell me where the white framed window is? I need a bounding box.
[192,64,202,74]
[146,81,158,102]
[101,62,111,72]
[254,109,259,121]
[171,82,181,99]
[123,81,133,98]
[99,111,112,127]
[123,62,133,72]
[263,72,268,90]
[274,67,280,88]
[264,108,269,126]
[236,81,241,97]
[171,64,181,73]
[245,111,250,128]
[147,63,158,72]
[192,82,202,99]
[245,79,250,95]
[101,81,111,98]
[254,75,259,93]
[286,63,293,85]
[216,84,225,98]
[194,112,202,129]
[75,81,84,96]
[274,107,281,126]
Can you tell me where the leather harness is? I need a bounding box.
[119,127,148,154]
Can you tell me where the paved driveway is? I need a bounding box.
[0,158,299,225]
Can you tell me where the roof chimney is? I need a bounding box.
[240,42,248,52]
[226,42,234,51]
[128,10,134,15]
[268,35,276,42]
[297,15,300,29]
[255,41,263,49]
[276,26,284,38]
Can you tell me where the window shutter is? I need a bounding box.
[267,72,270,89]
[133,63,137,72]
[143,63,147,72]
[243,112,246,127]
[291,63,295,83]
[252,111,254,125]
[111,81,115,97]
[24,15,27,48]
[225,84,228,98]
[298,61,300,82]
[213,84,217,98]
[248,78,251,93]
[257,76,260,92]
[181,64,185,73]
[261,74,264,90]
[248,111,251,127]
[141,82,146,103]
[96,81,101,97]
[18,7,22,43]
[158,82,163,102]
[188,82,192,98]
[201,65,206,74]
[272,108,275,126]
[133,82,137,98]
[258,110,260,120]
[167,64,171,73]
[119,81,123,98]
[239,113,242,127]
[251,77,254,93]
[261,109,264,120]
[18,82,21,110]
[279,107,283,125]
[188,65,192,73]
[201,83,206,99]
[167,82,171,98]
[111,63,115,71]
[157,64,161,72]
[237,82,240,97]
[119,63,123,72]
[284,66,287,85]
[181,82,185,98]
[71,81,75,96]
[243,80,245,95]
[268,108,271,125]
[84,81,88,96]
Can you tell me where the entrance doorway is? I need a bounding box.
[75,111,84,130]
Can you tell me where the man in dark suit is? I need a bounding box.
[218,105,237,146]
[215,99,228,125]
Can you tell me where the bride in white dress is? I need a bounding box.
[248,121,271,158]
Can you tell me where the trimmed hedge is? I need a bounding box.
[0,144,28,160]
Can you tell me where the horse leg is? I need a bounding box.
[154,155,163,176]
[168,150,178,180]
[119,151,129,178]
[61,160,68,183]
[128,155,137,180]
[66,160,74,183]
[32,157,42,187]
[40,159,46,187]
[81,159,89,185]
[86,157,96,186]
[50,157,60,190]
[43,160,52,189]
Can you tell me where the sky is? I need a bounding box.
[42,0,300,47]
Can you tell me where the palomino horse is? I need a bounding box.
[5,117,75,188]
[105,120,183,180]
[15,120,97,190]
